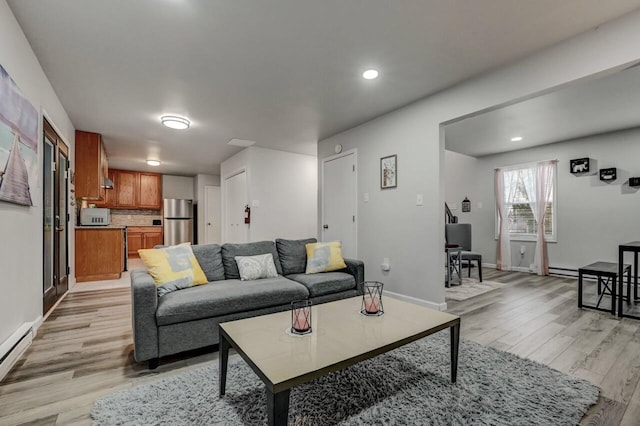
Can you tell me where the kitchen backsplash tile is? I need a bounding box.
[111,209,162,226]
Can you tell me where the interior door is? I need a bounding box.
[224,171,248,243]
[204,185,221,244]
[322,152,357,258]
[43,119,69,314]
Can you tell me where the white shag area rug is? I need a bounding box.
[446,278,511,301]
[92,332,598,425]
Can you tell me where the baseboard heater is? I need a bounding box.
[0,323,34,382]
[549,266,578,277]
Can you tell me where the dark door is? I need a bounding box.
[43,119,69,314]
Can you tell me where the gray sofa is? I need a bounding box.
[131,238,365,368]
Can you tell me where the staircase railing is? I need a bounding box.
[445,203,458,224]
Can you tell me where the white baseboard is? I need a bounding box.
[0,322,36,382]
[385,290,447,311]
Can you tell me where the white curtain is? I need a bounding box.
[521,161,556,275]
[495,169,512,270]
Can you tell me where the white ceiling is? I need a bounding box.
[8,0,640,175]
[445,63,640,157]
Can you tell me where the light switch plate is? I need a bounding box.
[416,194,424,206]
[363,192,369,202]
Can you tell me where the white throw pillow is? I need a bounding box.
[235,253,278,281]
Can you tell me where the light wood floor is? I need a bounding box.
[1,269,639,425]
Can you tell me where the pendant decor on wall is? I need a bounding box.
[570,158,590,174]
[0,63,39,206]
[599,167,617,182]
[461,197,471,212]
[380,154,397,189]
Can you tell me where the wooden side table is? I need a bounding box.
[619,242,640,319]
[578,261,630,315]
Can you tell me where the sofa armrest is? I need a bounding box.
[342,258,365,294]
[130,269,159,362]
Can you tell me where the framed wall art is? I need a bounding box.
[570,158,590,174]
[0,63,39,206]
[380,154,397,189]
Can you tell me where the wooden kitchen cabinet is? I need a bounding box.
[75,228,124,282]
[116,170,138,208]
[75,130,108,200]
[105,169,162,210]
[95,169,117,208]
[127,226,163,257]
[138,173,162,210]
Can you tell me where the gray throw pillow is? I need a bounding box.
[276,238,317,275]
[235,253,278,281]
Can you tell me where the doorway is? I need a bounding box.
[204,185,221,244]
[43,119,69,314]
[224,170,248,243]
[322,150,357,258]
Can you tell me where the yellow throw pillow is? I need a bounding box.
[138,243,208,296]
[305,241,347,274]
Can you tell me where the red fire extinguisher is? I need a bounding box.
[244,205,251,224]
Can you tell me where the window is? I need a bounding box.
[497,163,556,241]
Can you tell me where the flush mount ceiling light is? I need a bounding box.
[362,69,379,80]
[147,160,161,166]
[511,136,523,142]
[160,115,190,130]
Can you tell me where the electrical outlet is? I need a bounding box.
[520,245,525,255]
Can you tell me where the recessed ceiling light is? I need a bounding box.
[362,69,379,80]
[147,160,161,166]
[511,136,523,142]
[227,138,256,147]
[161,115,190,130]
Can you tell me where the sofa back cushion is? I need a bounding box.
[191,244,225,282]
[221,241,283,279]
[276,238,317,275]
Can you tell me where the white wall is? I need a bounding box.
[446,128,640,271]
[221,146,317,242]
[162,175,194,200]
[193,173,220,244]
[318,10,640,309]
[0,0,75,346]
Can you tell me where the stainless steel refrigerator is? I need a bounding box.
[163,199,193,245]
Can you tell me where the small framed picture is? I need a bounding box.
[380,155,397,189]
[570,158,590,174]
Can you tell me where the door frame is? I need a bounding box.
[221,167,249,243]
[204,185,221,244]
[320,148,358,258]
[42,115,70,315]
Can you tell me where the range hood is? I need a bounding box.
[102,177,114,189]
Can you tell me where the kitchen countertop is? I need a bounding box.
[76,225,126,229]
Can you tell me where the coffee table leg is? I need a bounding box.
[219,330,229,397]
[450,322,460,383]
[267,388,290,426]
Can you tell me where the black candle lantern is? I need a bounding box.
[361,282,384,316]
[461,197,471,213]
[291,300,312,335]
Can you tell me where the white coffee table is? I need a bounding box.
[219,296,460,425]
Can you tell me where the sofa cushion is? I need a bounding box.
[191,244,225,282]
[156,277,308,326]
[286,272,355,297]
[221,241,283,279]
[305,241,347,274]
[138,244,208,296]
[276,238,317,275]
[235,253,278,280]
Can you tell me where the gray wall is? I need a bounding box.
[0,0,75,346]
[445,128,640,271]
[162,175,194,200]
[318,10,640,309]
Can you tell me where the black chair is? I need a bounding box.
[445,223,482,282]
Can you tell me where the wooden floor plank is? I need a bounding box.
[1,268,639,424]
